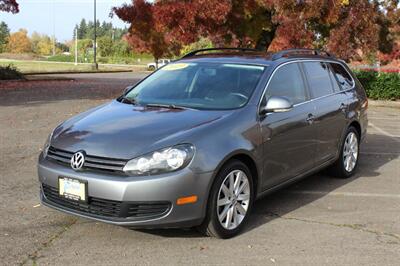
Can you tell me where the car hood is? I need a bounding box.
[52,100,232,159]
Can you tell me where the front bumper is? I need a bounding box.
[38,154,213,228]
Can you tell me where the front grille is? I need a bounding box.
[42,184,171,220]
[47,146,127,173]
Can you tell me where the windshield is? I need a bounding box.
[124,62,265,110]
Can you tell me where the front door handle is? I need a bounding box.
[306,114,315,124]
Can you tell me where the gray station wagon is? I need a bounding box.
[38,48,368,238]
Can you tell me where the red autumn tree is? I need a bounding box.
[0,0,19,13]
[113,0,170,65]
[114,0,394,61]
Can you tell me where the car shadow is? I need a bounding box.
[134,132,398,238]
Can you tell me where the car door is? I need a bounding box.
[259,62,318,189]
[302,61,349,164]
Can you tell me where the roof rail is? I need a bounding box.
[272,48,334,60]
[182,47,260,58]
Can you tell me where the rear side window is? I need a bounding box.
[303,62,334,98]
[329,63,354,90]
[265,63,307,105]
[328,67,341,92]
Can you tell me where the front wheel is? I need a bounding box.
[198,160,254,238]
[329,126,360,178]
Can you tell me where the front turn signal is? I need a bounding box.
[177,195,198,205]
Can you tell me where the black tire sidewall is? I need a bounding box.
[206,160,254,239]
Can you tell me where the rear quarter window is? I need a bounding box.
[329,63,354,90]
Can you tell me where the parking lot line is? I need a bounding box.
[361,151,399,156]
[369,122,400,140]
[285,190,400,199]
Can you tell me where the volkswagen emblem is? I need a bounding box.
[70,151,85,171]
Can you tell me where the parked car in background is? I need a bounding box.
[38,48,368,238]
[147,59,171,71]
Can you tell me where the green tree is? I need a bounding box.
[31,32,53,55]
[0,21,10,52]
[30,31,41,53]
[98,36,113,57]
[112,39,131,57]
[77,19,87,39]
[180,38,213,56]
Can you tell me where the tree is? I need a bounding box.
[98,36,113,57]
[180,37,213,56]
[77,19,87,39]
[113,0,171,64]
[31,32,53,55]
[7,29,32,53]
[36,36,52,55]
[0,21,10,52]
[114,0,392,61]
[0,0,19,13]
[112,39,131,57]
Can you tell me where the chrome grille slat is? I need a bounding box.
[47,146,127,173]
[85,157,126,166]
[47,154,70,164]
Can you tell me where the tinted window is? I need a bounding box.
[303,62,334,98]
[265,63,307,105]
[330,63,354,90]
[328,67,341,92]
[125,62,265,110]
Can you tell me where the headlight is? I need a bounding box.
[123,144,195,175]
[42,131,53,157]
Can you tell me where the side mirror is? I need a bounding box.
[123,85,134,96]
[260,96,293,115]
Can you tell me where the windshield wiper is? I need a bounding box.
[146,103,188,110]
[120,96,137,105]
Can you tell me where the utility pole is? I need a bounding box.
[75,28,78,66]
[93,0,98,70]
[52,0,56,56]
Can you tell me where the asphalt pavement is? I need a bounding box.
[0,72,399,265]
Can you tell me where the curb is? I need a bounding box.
[23,70,135,75]
[368,100,400,108]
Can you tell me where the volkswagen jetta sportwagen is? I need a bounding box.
[38,48,368,238]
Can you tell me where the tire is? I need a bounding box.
[198,160,254,239]
[329,126,360,178]
[148,66,156,71]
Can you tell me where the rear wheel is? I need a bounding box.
[330,126,360,178]
[198,160,254,238]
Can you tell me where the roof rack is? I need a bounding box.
[182,47,260,58]
[272,48,334,60]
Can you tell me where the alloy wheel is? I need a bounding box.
[217,170,251,230]
[343,132,359,172]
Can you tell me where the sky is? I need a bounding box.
[1,0,130,42]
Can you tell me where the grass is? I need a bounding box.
[0,59,146,74]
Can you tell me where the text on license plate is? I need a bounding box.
[59,177,87,202]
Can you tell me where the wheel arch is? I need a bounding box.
[209,150,260,200]
[348,120,361,137]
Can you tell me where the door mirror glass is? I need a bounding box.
[261,96,293,114]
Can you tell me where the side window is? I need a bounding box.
[303,62,334,98]
[328,67,341,92]
[329,63,354,90]
[265,63,307,105]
